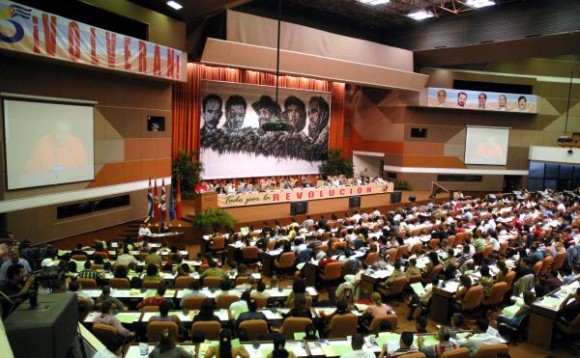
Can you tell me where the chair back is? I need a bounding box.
[386,249,398,263]
[461,285,484,311]
[209,236,226,251]
[109,278,130,289]
[216,294,240,309]
[203,276,224,288]
[242,246,259,261]
[440,347,471,358]
[94,252,108,260]
[399,353,426,358]
[147,321,179,343]
[91,264,104,270]
[429,239,441,251]
[397,245,409,259]
[540,255,554,277]
[280,317,312,340]
[277,252,296,269]
[328,313,358,338]
[191,321,221,340]
[239,319,269,340]
[321,262,342,281]
[454,233,465,246]
[369,314,398,333]
[498,241,509,254]
[533,260,543,277]
[503,270,516,289]
[424,264,443,283]
[381,276,408,297]
[141,305,160,312]
[182,296,207,310]
[254,295,268,309]
[483,282,509,306]
[92,323,117,346]
[364,252,379,266]
[77,278,98,289]
[175,276,195,289]
[552,251,567,270]
[267,239,277,251]
[473,343,509,358]
[72,254,87,261]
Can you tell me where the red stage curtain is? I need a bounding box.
[172,63,345,159]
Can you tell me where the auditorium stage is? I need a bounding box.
[185,190,445,229]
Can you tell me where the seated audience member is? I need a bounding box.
[79,260,104,282]
[455,275,474,301]
[340,333,375,358]
[229,290,250,320]
[193,299,220,323]
[284,293,313,320]
[180,280,206,307]
[406,258,421,277]
[540,269,563,291]
[407,277,438,320]
[142,264,162,284]
[205,328,250,358]
[145,247,163,267]
[95,285,126,313]
[235,298,268,330]
[266,332,296,358]
[0,250,32,281]
[418,326,459,358]
[415,315,428,334]
[69,280,95,308]
[479,265,494,297]
[457,318,502,356]
[200,257,227,280]
[317,298,349,332]
[449,313,468,338]
[557,287,580,325]
[285,277,308,307]
[497,291,535,330]
[251,281,271,300]
[93,301,135,341]
[383,261,405,286]
[0,264,35,318]
[137,282,171,309]
[378,331,419,358]
[115,245,138,268]
[149,329,190,358]
[150,300,184,335]
[363,292,393,325]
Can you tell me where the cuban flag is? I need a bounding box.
[153,178,160,218]
[159,178,167,222]
[147,178,154,218]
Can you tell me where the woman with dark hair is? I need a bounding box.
[114,265,128,279]
[204,328,249,358]
[283,293,312,320]
[143,263,161,284]
[266,333,296,358]
[149,329,189,358]
[193,299,220,323]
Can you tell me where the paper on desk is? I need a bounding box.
[296,263,306,271]
[355,303,369,312]
[501,304,520,319]
[410,282,425,296]
[307,341,325,356]
[414,334,439,347]
[321,343,353,356]
[263,310,283,320]
[116,312,137,324]
[377,332,400,352]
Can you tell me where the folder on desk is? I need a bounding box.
[377,332,400,352]
[410,282,426,296]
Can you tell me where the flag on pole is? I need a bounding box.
[176,175,183,218]
[159,178,167,223]
[168,176,176,221]
[153,178,160,218]
[147,178,154,218]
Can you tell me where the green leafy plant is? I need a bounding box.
[394,179,413,191]
[172,149,204,199]
[318,149,354,179]
[193,208,236,233]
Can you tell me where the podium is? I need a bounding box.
[194,192,218,213]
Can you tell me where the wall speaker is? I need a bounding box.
[349,196,361,208]
[409,194,416,202]
[290,201,308,215]
[390,191,402,203]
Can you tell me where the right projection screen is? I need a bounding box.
[464,126,510,166]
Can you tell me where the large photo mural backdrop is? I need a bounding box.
[200,81,332,179]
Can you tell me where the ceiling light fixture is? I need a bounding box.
[465,0,496,9]
[166,1,183,10]
[356,0,391,6]
[407,10,434,21]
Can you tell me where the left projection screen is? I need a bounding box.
[3,97,95,190]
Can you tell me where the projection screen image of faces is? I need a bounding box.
[200,80,332,179]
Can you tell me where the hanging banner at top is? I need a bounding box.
[0,1,186,82]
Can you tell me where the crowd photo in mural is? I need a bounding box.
[200,81,332,179]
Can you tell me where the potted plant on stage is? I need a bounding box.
[318,149,354,179]
[193,207,236,234]
[172,149,204,200]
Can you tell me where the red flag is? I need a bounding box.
[176,175,183,218]
[153,178,160,218]
[147,178,154,217]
